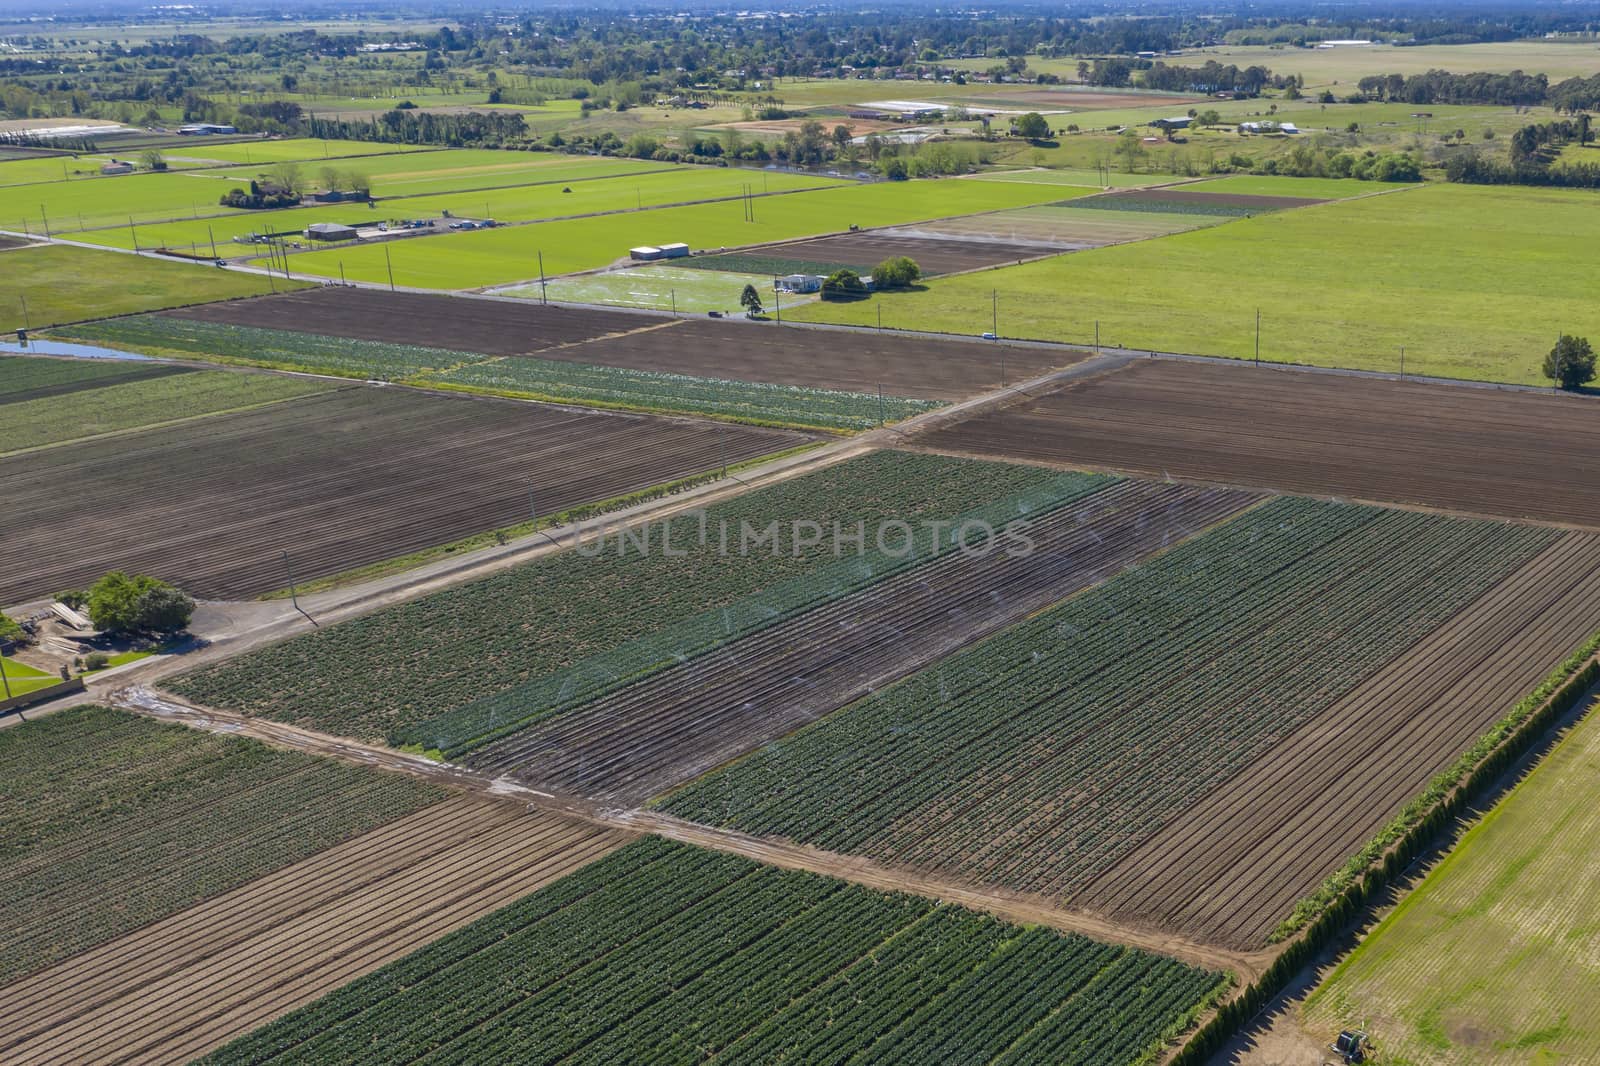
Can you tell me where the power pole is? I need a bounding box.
[878,383,885,426]
[385,245,396,292]
[1095,320,1100,357]
[1400,346,1405,377]
[339,261,347,286]
[671,288,677,316]
[538,251,547,305]
[208,225,218,260]
[1254,308,1261,366]
[991,289,998,337]
[282,550,300,612]
[1,651,12,701]
[20,294,30,331]
[39,207,49,240]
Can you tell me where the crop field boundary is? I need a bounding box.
[1167,632,1600,1065]
[0,379,353,461]
[103,685,1271,994]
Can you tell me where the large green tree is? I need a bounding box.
[1544,334,1597,390]
[86,572,195,635]
[870,256,922,290]
[1013,112,1051,141]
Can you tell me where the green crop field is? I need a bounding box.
[661,499,1556,900]
[198,837,1225,1066]
[0,245,300,332]
[167,452,1100,744]
[0,354,154,397]
[276,177,1088,288]
[518,265,788,313]
[1304,696,1600,1063]
[0,704,445,986]
[788,183,1600,384]
[1,369,331,453]
[160,138,434,166]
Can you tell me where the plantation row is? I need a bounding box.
[198,838,1223,1066]
[678,251,862,277]
[396,466,1115,755]
[432,355,939,431]
[662,498,1558,906]
[1064,196,1263,217]
[0,706,445,986]
[0,354,157,400]
[171,451,1099,743]
[55,316,936,430]
[4,369,332,453]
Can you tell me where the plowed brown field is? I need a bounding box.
[919,358,1600,528]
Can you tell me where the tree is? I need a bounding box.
[820,268,868,300]
[269,161,302,194]
[1544,334,1596,390]
[870,255,922,289]
[1013,112,1050,141]
[86,572,194,635]
[740,283,763,314]
[1197,109,1221,128]
[139,149,166,171]
[0,610,22,642]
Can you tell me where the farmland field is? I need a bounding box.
[1064,187,1327,214]
[0,385,803,602]
[273,177,1089,288]
[1302,688,1600,1064]
[893,202,1224,249]
[197,837,1227,1066]
[158,287,657,355]
[1184,174,1391,199]
[661,497,1563,940]
[141,287,1078,398]
[787,183,1600,384]
[970,167,1172,188]
[919,358,1600,529]
[515,265,784,314]
[1,368,331,453]
[167,451,1092,743]
[0,795,626,1065]
[0,244,298,332]
[55,316,943,430]
[461,480,1259,803]
[0,705,445,988]
[0,354,174,401]
[684,231,1055,277]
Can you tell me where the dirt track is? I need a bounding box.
[0,384,802,601]
[0,795,626,1065]
[1081,531,1600,947]
[919,358,1600,529]
[469,480,1260,804]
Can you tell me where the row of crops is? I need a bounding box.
[0,353,156,399]
[169,452,1093,743]
[55,315,934,431]
[676,251,862,277]
[4,369,332,452]
[661,497,1560,901]
[399,466,1115,756]
[198,837,1225,1066]
[1062,195,1266,217]
[0,705,445,985]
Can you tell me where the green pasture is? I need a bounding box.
[161,138,434,166]
[788,182,1600,385]
[1304,691,1600,1064]
[4,169,255,233]
[515,265,801,314]
[70,165,845,254]
[0,245,301,332]
[277,176,1086,289]
[204,148,657,199]
[0,658,58,697]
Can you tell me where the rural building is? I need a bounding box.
[629,246,664,261]
[659,242,690,259]
[305,222,358,241]
[177,123,237,135]
[780,274,824,293]
[1150,116,1192,130]
[99,160,134,174]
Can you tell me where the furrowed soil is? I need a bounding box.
[0,796,627,1066]
[917,358,1600,529]
[0,385,804,602]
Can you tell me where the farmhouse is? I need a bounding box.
[99,160,134,175]
[659,242,690,259]
[1150,116,1192,130]
[177,123,237,135]
[304,222,358,242]
[629,246,664,261]
[779,274,824,293]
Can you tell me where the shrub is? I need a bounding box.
[83,651,110,671]
[870,255,922,290]
[86,572,195,635]
[820,268,868,301]
[0,611,22,642]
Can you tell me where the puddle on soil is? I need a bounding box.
[0,338,151,360]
